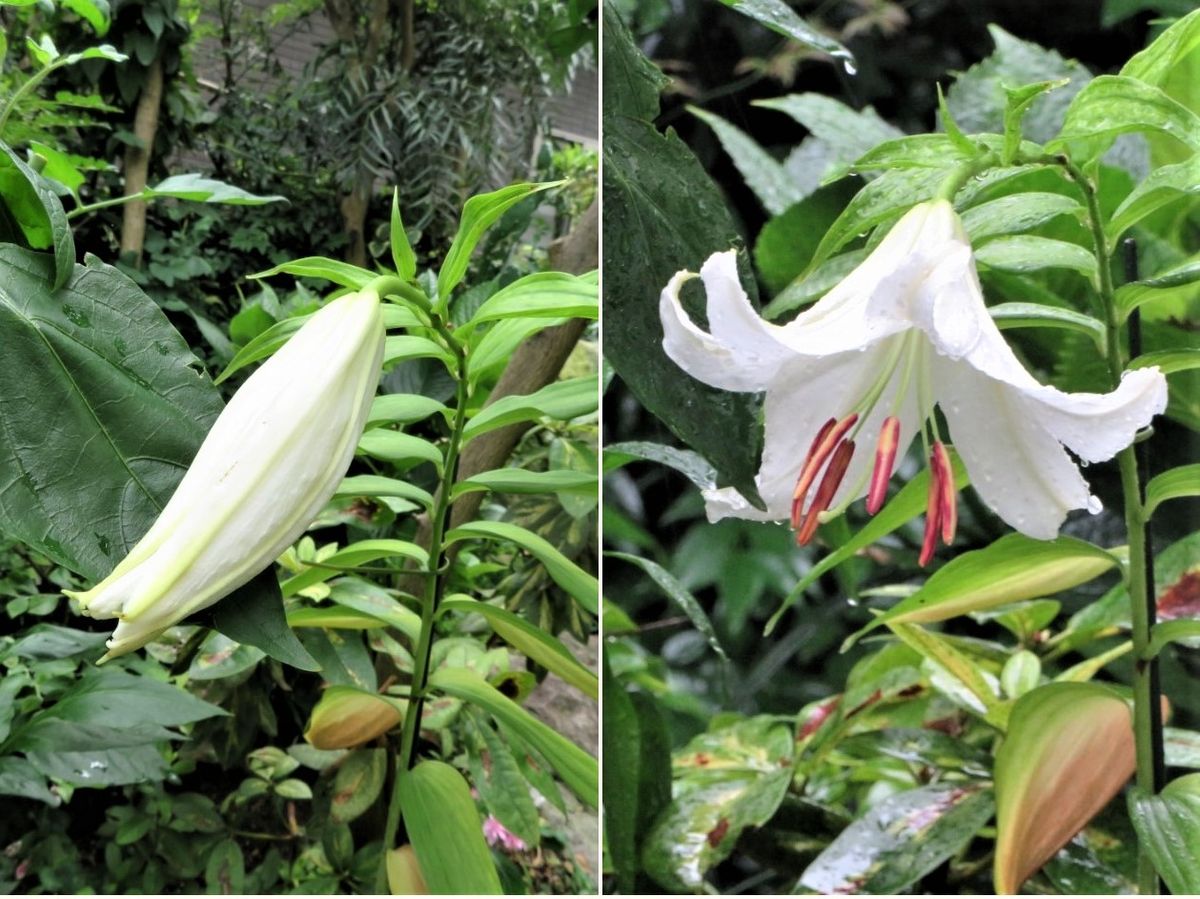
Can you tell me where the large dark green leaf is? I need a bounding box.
[602,2,762,501]
[0,246,221,580]
[1129,774,1200,894]
[0,246,310,667]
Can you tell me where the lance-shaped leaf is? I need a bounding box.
[398,760,502,894]
[716,0,852,64]
[1128,773,1200,895]
[0,141,74,288]
[464,271,597,326]
[304,685,405,750]
[437,181,563,305]
[846,535,1117,648]
[142,174,285,205]
[993,682,1135,894]
[463,376,598,440]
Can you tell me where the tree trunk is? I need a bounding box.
[119,56,164,265]
[340,176,371,268]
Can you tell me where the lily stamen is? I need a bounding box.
[932,441,957,544]
[797,439,855,545]
[867,416,902,514]
[791,413,858,529]
[919,445,944,567]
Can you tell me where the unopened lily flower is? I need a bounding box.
[660,199,1167,559]
[67,288,386,659]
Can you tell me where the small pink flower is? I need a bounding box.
[14,859,29,880]
[482,814,527,852]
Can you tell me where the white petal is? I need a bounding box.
[702,486,781,523]
[918,251,1169,463]
[776,201,951,356]
[934,354,1094,540]
[752,338,922,516]
[659,251,793,392]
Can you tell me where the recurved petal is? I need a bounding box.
[933,353,1095,540]
[659,252,793,392]
[1022,367,1168,464]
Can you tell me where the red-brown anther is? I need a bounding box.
[918,447,943,567]
[797,439,855,545]
[792,414,858,528]
[931,441,957,545]
[866,415,901,515]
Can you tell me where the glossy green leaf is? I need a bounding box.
[330,748,387,824]
[251,256,376,290]
[1003,79,1069,162]
[143,174,285,205]
[325,578,422,642]
[468,713,540,846]
[846,534,1117,648]
[1144,464,1200,519]
[383,335,453,367]
[886,622,1001,721]
[853,133,978,171]
[754,179,860,294]
[0,141,74,287]
[689,106,801,215]
[1122,5,1200,77]
[642,717,794,892]
[209,568,321,671]
[450,468,596,499]
[1144,618,1200,661]
[989,302,1106,344]
[356,429,442,471]
[994,682,1135,894]
[397,760,501,893]
[280,539,428,597]
[603,440,716,489]
[1129,773,1200,895]
[756,94,904,175]
[975,235,1097,277]
[607,552,727,661]
[445,520,597,615]
[716,0,852,63]
[800,783,994,894]
[333,475,433,510]
[961,192,1083,242]
[763,248,866,318]
[1130,348,1200,375]
[439,596,597,697]
[1116,250,1200,319]
[463,376,597,440]
[429,667,597,807]
[1052,74,1200,158]
[437,181,562,304]
[390,187,417,281]
[366,393,447,429]
[602,5,762,500]
[767,452,969,634]
[465,271,597,326]
[1107,155,1200,241]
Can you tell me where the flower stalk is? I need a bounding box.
[379,306,471,888]
[1035,152,1165,894]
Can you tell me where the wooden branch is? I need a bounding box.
[118,56,164,265]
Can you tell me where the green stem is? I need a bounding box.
[934,153,998,203]
[378,314,470,888]
[66,192,148,220]
[0,58,67,137]
[1053,154,1162,895]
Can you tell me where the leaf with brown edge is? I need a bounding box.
[304,685,405,750]
[993,682,1135,894]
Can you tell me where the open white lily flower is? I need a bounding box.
[67,288,386,660]
[660,200,1167,559]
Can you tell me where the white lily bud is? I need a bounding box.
[66,288,386,660]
